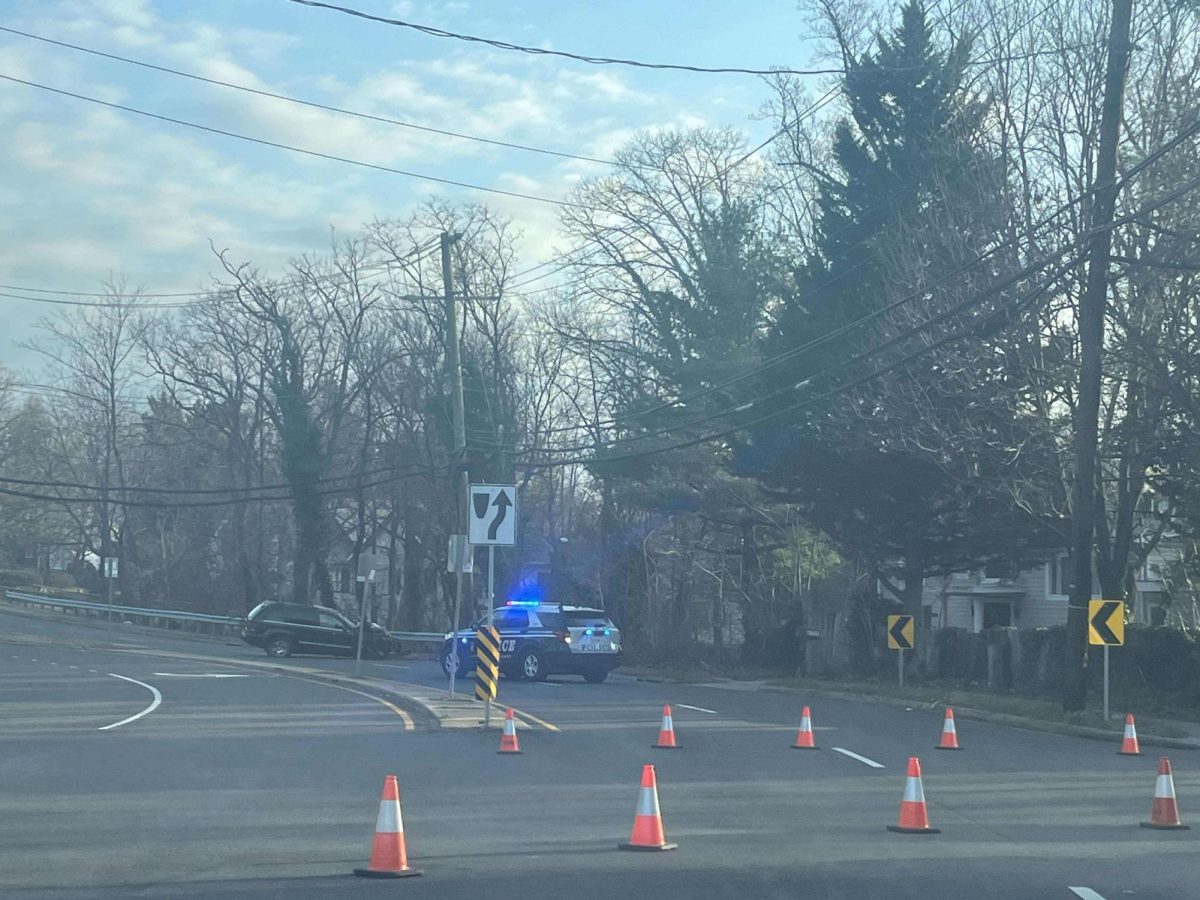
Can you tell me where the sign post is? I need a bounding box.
[354,569,375,677]
[887,614,915,687]
[469,484,517,727]
[1088,599,1125,721]
[446,535,472,698]
[103,557,118,622]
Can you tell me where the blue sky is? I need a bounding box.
[0,0,825,365]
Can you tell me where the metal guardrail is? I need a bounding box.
[3,589,445,643]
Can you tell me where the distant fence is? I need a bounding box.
[3,590,444,645]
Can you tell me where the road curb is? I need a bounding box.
[626,669,1200,751]
[758,682,1200,751]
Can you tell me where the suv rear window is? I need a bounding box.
[533,611,565,630]
[565,610,613,627]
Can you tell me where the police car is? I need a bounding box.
[440,601,622,683]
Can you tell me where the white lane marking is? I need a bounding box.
[152,673,251,678]
[67,665,79,669]
[87,669,98,673]
[1068,889,1107,900]
[98,674,163,731]
[371,663,410,671]
[833,747,885,768]
[675,703,718,714]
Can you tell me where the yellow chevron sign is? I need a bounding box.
[887,615,914,650]
[475,625,500,701]
[1088,599,1125,646]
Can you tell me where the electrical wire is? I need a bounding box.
[0,74,590,210]
[287,0,1096,77]
[0,25,622,169]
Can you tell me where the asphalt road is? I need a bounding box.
[2,602,1197,899]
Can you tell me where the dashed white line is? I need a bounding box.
[675,703,719,714]
[832,747,885,768]
[98,674,162,731]
[1068,889,1107,900]
[67,665,79,669]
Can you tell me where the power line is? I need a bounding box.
[505,156,1200,455]
[0,25,622,169]
[518,256,1075,472]
[286,0,844,77]
[0,74,589,210]
[519,108,1200,438]
[0,234,442,303]
[287,0,1093,78]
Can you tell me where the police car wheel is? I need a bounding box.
[441,648,466,677]
[518,649,547,681]
[582,669,609,684]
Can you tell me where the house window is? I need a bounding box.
[983,561,1015,581]
[1048,555,1069,597]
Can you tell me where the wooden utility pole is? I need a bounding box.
[442,231,470,696]
[1063,0,1134,713]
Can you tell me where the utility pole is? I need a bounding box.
[442,231,470,698]
[1063,0,1134,713]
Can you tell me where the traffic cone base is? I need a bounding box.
[353,775,422,878]
[1140,821,1191,830]
[498,707,522,754]
[618,840,679,851]
[792,706,818,749]
[886,824,941,835]
[353,866,423,878]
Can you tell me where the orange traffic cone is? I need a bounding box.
[353,775,422,878]
[1119,713,1142,755]
[498,707,522,754]
[792,706,818,749]
[887,757,940,834]
[618,764,677,851]
[1141,757,1190,830]
[652,705,679,749]
[935,708,961,750]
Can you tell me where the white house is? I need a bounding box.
[914,540,1195,633]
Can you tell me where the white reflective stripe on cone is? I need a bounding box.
[1126,724,1137,737]
[636,787,660,817]
[663,715,674,730]
[903,777,926,804]
[376,800,403,834]
[944,721,957,734]
[800,716,811,729]
[1156,774,1177,799]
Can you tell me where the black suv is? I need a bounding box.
[440,601,622,683]
[241,601,395,659]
